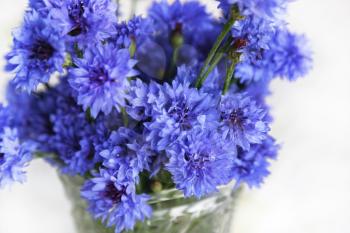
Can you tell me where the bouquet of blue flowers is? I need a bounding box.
[0,0,311,232]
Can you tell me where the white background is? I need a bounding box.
[0,0,350,232]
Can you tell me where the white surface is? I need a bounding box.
[1,0,350,233]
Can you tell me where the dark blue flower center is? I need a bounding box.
[222,108,246,128]
[91,68,109,85]
[184,152,210,170]
[68,0,86,36]
[31,40,54,60]
[169,103,192,130]
[103,182,125,204]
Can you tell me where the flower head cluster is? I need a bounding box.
[219,0,312,84]
[6,82,58,147]
[268,30,313,81]
[232,136,279,187]
[143,80,219,151]
[231,16,276,83]
[219,93,269,151]
[5,10,65,92]
[111,16,153,48]
[69,43,138,117]
[81,126,155,232]
[167,129,236,197]
[47,89,98,175]
[149,0,220,61]
[97,127,154,184]
[0,104,36,188]
[0,128,35,188]
[34,0,117,45]
[81,169,152,233]
[0,104,37,188]
[234,25,312,83]
[1,0,311,232]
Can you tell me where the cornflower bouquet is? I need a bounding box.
[0,0,311,232]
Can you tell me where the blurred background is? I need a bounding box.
[0,0,350,232]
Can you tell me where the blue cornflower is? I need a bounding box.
[144,80,219,151]
[46,85,98,175]
[68,43,138,118]
[6,81,62,148]
[231,135,279,187]
[6,91,48,144]
[235,29,312,83]
[268,30,312,81]
[166,129,236,198]
[219,93,270,151]
[149,0,215,41]
[0,128,35,188]
[232,16,277,83]
[112,16,153,48]
[10,78,99,175]
[149,0,220,59]
[217,0,287,20]
[96,127,154,185]
[5,10,65,92]
[48,0,117,45]
[49,112,96,175]
[127,66,217,121]
[81,169,152,233]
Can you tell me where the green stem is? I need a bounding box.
[223,57,239,94]
[74,43,83,58]
[201,52,225,84]
[196,37,234,87]
[85,108,95,124]
[63,53,73,68]
[129,39,137,58]
[195,17,236,88]
[166,46,180,79]
[121,108,129,127]
[164,31,183,81]
[172,47,180,69]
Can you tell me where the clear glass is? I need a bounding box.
[60,175,239,233]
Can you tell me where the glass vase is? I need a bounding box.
[59,175,240,233]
